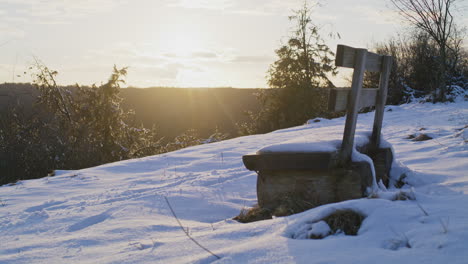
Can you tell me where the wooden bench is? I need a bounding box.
[243,44,394,212]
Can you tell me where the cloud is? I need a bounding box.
[141,49,273,66]
[0,23,26,40]
[351,5,399,25]
[166,0,233,10]
[190,51,218,59]
[0,0,128,24]
[127,62,206,87]
[229,55,273,64]
[137,63,186,79]
[165,0,304,16]
[160,51,220,60]
[79,44,208,81]
[55,41,272,87]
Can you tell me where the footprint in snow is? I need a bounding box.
[67,212,110,232]
[25,200,65,213]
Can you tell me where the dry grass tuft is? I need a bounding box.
[289,209,366,240]
[392,191,415,201]
[323,209,365,236]
[234,194,316,223]
[412,134,433,141]
[233,205,272,223]
[235,207,365,238]
[406,132,433,141]
[395,173,408,188]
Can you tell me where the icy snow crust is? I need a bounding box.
[1,99,467,263]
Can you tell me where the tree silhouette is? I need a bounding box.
[243,1,336,133]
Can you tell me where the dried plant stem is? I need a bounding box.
[164,196,221,260]
[439,217,449,234]
[410,188,429,216]
[416,202,429,216]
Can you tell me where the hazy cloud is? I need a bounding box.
[77,43,272,87]
[159,49,273,65]
[160,51,219,60]
[191,51,218,59]
[352,6,399,25]
[138,63,185,79]
[166,0,304,16]
[166,0,394,23]
[167,0,233,10]
[0,23,25,40]
[0,0,128,24]
[229,55,273,64]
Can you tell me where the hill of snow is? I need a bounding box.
[1,98,467,263]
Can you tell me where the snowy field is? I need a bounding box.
[1,97,467,264]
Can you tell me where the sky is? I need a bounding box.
[0,0,467,88]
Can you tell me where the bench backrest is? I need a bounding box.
[329,45,393,164]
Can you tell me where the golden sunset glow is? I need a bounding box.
[1,0,458,88]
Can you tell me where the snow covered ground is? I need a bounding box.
[1,97,467,264]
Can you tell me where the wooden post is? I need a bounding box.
[370,55,393,150]
[339,49,367,164]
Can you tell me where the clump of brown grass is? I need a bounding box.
[412,134,433,141]
[288,209,366,240]
[395,173,408,188]
[236,207,364,239]
[406,132,433,141]
[233,205,272,223]
[234,194,316,223]
[322,209,365,236]
[392,191,415,201]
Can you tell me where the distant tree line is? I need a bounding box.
[1,84,259,144]
[118,86,259,142]
[0,65,227,185]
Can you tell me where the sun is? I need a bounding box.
[163,28,207,58]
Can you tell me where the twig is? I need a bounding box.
[410,188,429,216]
[164,196,221,260]
[150,238,157,252]
[432,137,449,149]
[439,217,449,234]
[416,200,429,216]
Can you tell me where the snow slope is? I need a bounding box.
[1,98,467,264]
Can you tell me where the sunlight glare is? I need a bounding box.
[163,29,206,58]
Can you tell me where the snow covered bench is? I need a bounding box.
[243,45,394,212]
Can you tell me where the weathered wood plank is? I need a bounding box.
[339,48,367,163]
[328,88,378,112]
[370,55,393,150]
[335,44,383,72]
